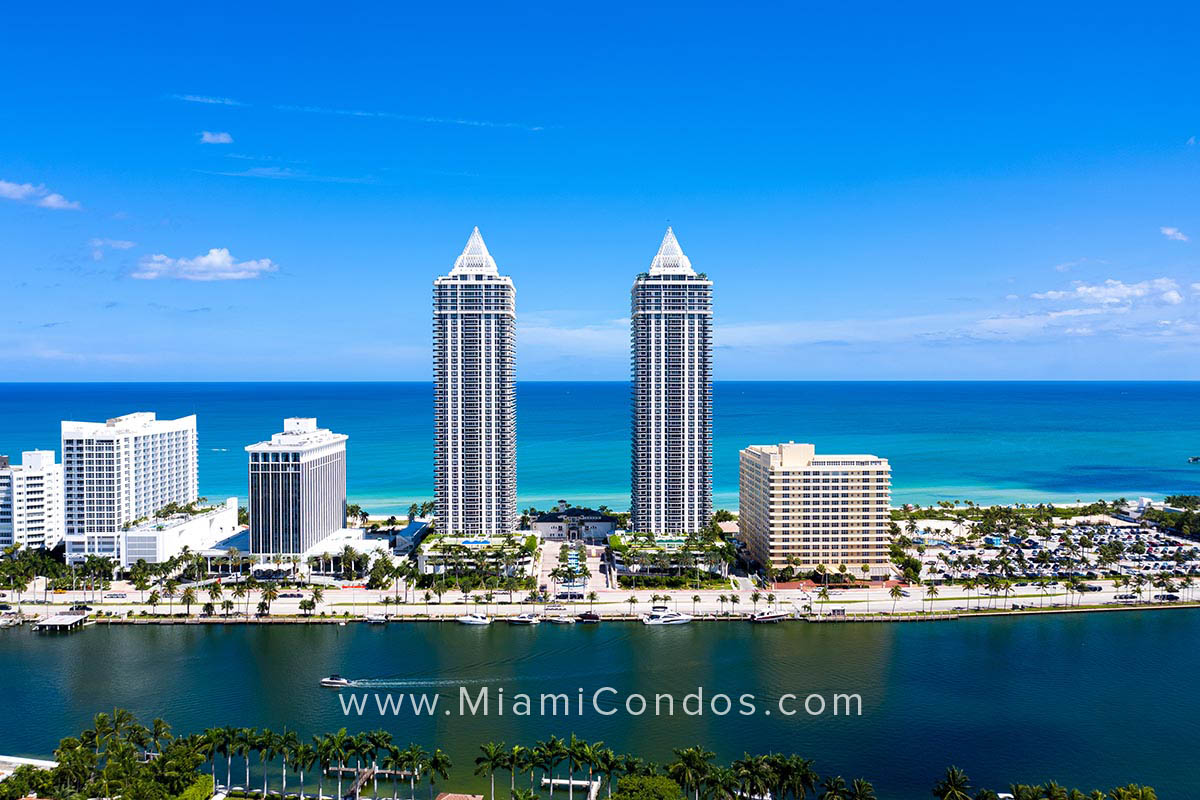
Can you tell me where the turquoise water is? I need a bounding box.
[1,382,1197,513]
[1,613,1197,798]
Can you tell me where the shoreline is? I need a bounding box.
[13,600,1198,629]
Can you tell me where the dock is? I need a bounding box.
[542,777,602,800]
[33,613,89,632]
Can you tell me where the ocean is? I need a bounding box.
[1,381,1197,514]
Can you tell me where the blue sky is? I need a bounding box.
[2,2,1198,380]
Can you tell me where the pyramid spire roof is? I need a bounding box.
[451,226,498,274]
[648,226,694,275]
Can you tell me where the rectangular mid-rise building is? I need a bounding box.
[739,442,892,578]
[246,417,347,555]
[61,412,198,565]
[0,450,65,551]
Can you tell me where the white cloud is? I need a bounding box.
[274,103,544,132]
[133,248,277,281]
[200,131,234,144]
[1160,226,1189,242]
[1192,283,1200,294]
[89,238,137,261]
[0,179,81,210]
[172,94,244,106]
[1032,278,1182,306]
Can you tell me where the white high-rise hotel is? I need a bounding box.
[433,228,517,537]
[631,228,713,534]
[61,412,198,564]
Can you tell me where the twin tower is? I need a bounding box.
[433,227,713,537]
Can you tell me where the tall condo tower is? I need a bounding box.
[631,228,713,534]
[433,227,517,537]
[245,417,347,555]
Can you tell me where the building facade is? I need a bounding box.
[739,442,893,578]
[246,417,347,555]
[121,497,239,567]
[631,227,713,535]
[433,227,517,537]
[61,412,198,564]
[0,451,65,551]
[533,504,618,542]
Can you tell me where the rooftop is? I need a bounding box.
[245,417,348,452]
[648,227,695,276]
[448,226,499,276]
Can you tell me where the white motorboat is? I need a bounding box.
[457,613,491,626]
[749,611,790,623]
[545,615,575,624]
[366,614,388,624]
[507,613,541,625]
[641,610,693,625]
[319,674,352,688]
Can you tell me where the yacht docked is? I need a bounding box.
[545,615,575,624]
[749,611,791,623]
[641,610,693,625]
[457,613,491,626]
[507,613,541,625]
[576,611,601,623]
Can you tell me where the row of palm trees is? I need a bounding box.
[3,712,1159,800]
[192,731,873,800]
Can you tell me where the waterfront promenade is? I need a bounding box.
[6,576,1197,625]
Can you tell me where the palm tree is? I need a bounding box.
[427,749,452,800]
[382,746,405,800]
[847,778,875,800]
[931,766,972,800]
[889,584,903,614]
[704,767,739,800]
[592,748,621,799]
[328,728,350,800]
[293,743,316,800]
[402,743,428,800]
[924,584,939,614]
[235,727,257,792]
[667,746,713,800]
[475,741,508,800]
[818,775,848,800]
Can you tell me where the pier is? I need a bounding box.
[542,776,602,800]
[33,613,89,632]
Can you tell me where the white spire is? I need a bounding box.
[648,226,694,275]
[451,226,498,275]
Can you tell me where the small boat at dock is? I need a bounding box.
[457,613,491,626]
[546,615,575,624]
[642,610,693,625]
[749,611,791,623]
[507,613,541,625]
[576,612,601,623]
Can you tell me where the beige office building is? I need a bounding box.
[739,442,892,578]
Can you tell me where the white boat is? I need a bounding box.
[545,615,575,624]
[641,610,693,625]
[457,613,491,626]
[366,614,388,624]
[319,674,352,688]
[507,613,541,625]
[749,611,790,623]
